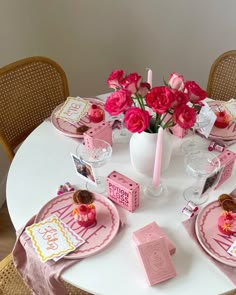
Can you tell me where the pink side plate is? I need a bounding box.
[195,200,236,267]
[202,101,236,141]
[50,97,104,138]
[35,192,120,259]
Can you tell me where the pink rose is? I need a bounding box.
[146,86,174,114]
[107,69,125,89]
[138,82,151,97]
[184,81,207,104]
[122,73,142,94]
[105,89,133,116]
[171,90,189,108]
[168,72,185,91]
[173,104,196,129]
[124,107,151,133]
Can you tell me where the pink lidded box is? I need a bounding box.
[107,171,140,212]
[136,238,176,286]
[213,149,236,189]
[133,222,176,255]
[83,120,112,148]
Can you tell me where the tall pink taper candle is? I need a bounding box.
[147,68,152,88]
[152,126,163,187]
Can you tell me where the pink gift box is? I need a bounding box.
[133,221,176,255]
[107,171,140,212]
[170,124,188,138]
[83,120,112,149]
[164,114,188,138]
[136,238,176,286]
[214,149,236,189]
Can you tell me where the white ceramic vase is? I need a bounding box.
[129,129,173,177]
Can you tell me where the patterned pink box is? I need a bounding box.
[133,221,176,255]
[106,171,140,212]
[214,149,236,189]
[136,238,176,285]
[83,121,112,148]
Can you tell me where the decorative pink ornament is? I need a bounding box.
[88,104,105,123]
[214,111,230,129]
[73,204,96,227]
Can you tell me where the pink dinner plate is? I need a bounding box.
[50,97,104,138]
[35,192,120,259]
[205,100,236,141]
[195,200,236,267]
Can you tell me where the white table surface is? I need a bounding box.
[6,94,236,295]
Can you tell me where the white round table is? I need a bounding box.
[6,95,236,295]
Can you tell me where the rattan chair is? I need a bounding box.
[207,50,236,101]
[0,56,69,161]
[0,253,93,295]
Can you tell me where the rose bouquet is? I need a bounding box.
[104,70,207,133]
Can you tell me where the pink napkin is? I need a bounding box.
[182,216,236,285]
[13,215,79,295]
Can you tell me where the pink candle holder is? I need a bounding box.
[73,204,96,227]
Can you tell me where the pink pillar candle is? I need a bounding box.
[147,68,153,88]
[152,127,163,187]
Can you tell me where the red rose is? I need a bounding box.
[107,69,125,89]
[138,82,151,97]
[124,107,151,133]
[122,73,142,94]
[173,104,196,129]
[105,89,133,116]
[184,81,207,104]
[171,90,189,108]
[146,86,174,114]
[168,72,185,91]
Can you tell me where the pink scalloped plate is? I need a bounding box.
[195,200,236,267]
[205,101,236,141]
[50,97,104,138]
[35,192,120,259]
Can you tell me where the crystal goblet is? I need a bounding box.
[76,139,112,193]
[183,151,221,205]
[181,111,211,154]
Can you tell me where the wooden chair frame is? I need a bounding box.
[0,56,69,161]
[207,50,236,101]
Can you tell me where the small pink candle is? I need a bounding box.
[147,68,153,88]
[152,127,163,187]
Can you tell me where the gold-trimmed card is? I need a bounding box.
[26,215,75,263]
[55,96,91,124]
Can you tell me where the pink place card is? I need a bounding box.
[133,221,176,255]
[26,215,75,263]
[55,96,90,124]
[136,238,176,285]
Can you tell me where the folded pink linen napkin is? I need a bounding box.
[13,215,79,295]
[182,216,236,286]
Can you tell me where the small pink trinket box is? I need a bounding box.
[133,221,176,255]
[107,171,140,212]
[83,120,112,148]
[136,238,176,285]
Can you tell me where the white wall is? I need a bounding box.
[1,0,236,203]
